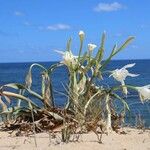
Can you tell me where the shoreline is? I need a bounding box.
[0,127,149,150]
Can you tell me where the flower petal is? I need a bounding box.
[123,63,135,69]
[54,50,65,55]
[127,73,139,77]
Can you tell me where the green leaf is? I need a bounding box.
[0,96,7,111]
[2,91,39,108]
[41,72,54,107]
[25,71,32,89]
[3,83,43,100]
[28,101,33,109]
[84,90,100,116]
[4,96,11,104]
[101,37,134,71]
[0,106,19,115]
[100,44,117,70]
[29,63,47,72]
[4,83,25,90]
[25,63,47,89]
[47,63,63,74]
[78,35,84,61]
[112,93,130,111]
[112,36,135,56]
[66,38,72,52]
[96,31,106,62]
[80,52,87,64]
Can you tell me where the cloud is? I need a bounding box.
[94,2,124,12]
[47,24,71,30]
[23,21,31,26]
[14,11,24,16]
[22,22,71,31]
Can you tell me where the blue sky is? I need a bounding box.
[0,0,150,62]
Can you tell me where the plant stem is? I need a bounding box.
[78,39,83,61]
[105,94,112,133]
[31,108,37,147]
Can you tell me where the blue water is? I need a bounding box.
[0,60,150,127]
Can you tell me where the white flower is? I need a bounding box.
[110,63,139,95]
[136,85,150,103]
[79,30,85,36]
[79,30,85,40]
[88,43,97,51]
[55,50,77,67]
[110,63,138,82]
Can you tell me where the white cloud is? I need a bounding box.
[14,11,24,16]
[94,2,124,12]
[24,21,31,26]
[47,24,71,30]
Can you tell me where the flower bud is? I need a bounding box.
[79,30,85,40]
[88,43,97,51]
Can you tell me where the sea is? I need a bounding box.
[0,60,150,127]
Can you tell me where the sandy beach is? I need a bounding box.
[0,127,149,150]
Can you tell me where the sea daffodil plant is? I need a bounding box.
[0,30,149,143]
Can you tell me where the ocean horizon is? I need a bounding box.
[0,58,150,64]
